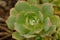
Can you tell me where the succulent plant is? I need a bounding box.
[6,0,60,40]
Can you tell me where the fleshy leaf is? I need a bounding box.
[10,8,17,16]
[39,11,44,23]
[27,0,39,4]
[12,32,23,40]
[6,15,16,30]
[15,23,30,34]
[40,25,56,37]
[16,12,26,24]
[22,34,36,38]
[6,8,17,30]
[41,3,54,18]
[15,1,40,12]
[50,15,60,27]
[47,25,56,35]
[31,5,40,12]
[43,17,51,31]
[15,1,31,12]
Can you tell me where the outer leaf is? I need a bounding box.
[41,3,54,18]
[10,8,17,16]
[43,17,51,32]
[15,1,40,12]
[15,23,30,35]
[6,15,16,30]
[15,1,31,12]
[50,15,60,27]
[22,34,36,38]
[16,12,26,24]
[12,32,23,40]
[15,23,36,38]
[6,8,17,30]
[40,25,56,37]
[27,0,40,4]
[47,25,56,35]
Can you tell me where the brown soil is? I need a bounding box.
[0,0,17,40]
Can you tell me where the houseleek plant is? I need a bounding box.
[6,0,60,40]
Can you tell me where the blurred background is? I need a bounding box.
[0,0,17,40]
